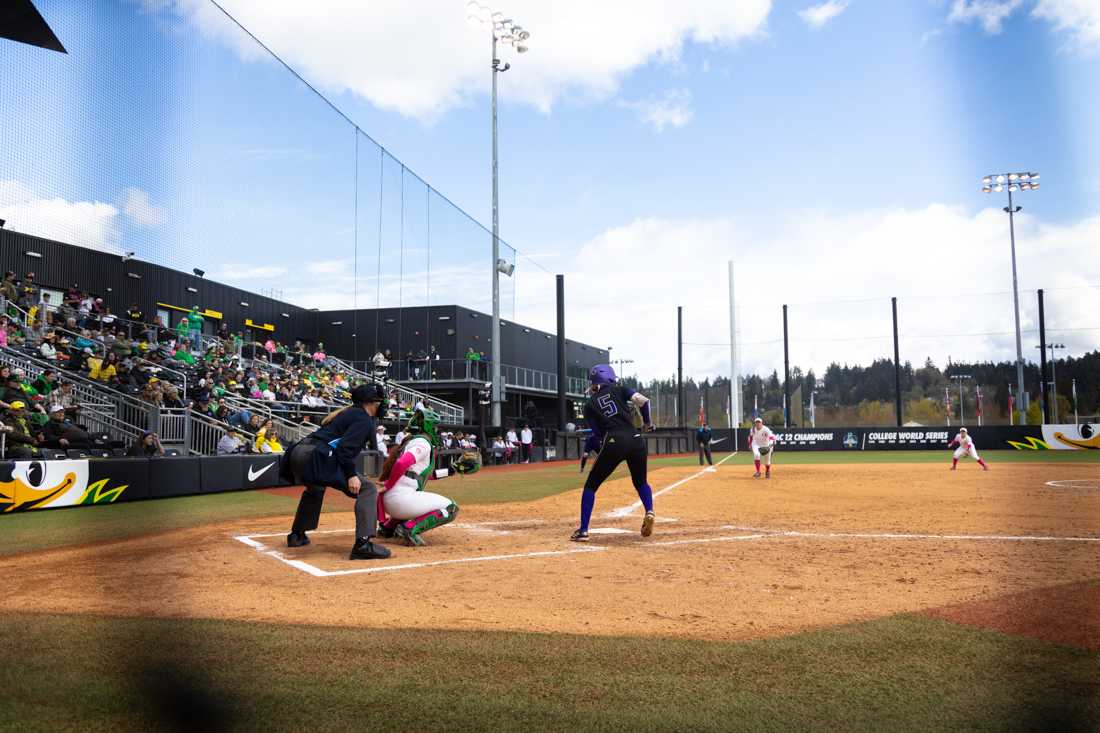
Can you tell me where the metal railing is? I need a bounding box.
[326,355,465,424]
[366,357,588,397]
[0,345,151,443]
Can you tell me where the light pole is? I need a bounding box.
[468,2,529,427]
[1036,343,1065,422]
[950,374,971,424]
[983,171,1039,426]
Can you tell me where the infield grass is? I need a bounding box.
[1,612,1095,732]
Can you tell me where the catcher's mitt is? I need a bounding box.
[758,445,771,456]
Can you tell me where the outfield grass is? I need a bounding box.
[1,612,1095,732]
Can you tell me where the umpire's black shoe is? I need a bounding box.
[350,538,392,560]
[287,531,310,548]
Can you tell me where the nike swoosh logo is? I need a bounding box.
[248,463,276,482]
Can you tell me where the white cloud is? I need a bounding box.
[550,207,1100,382]
[148,0,772,121]
[620,89,694,131]
[121,187,166,227]
[306,258,351,276]
[798,1,850,29]
[948,0,1023,34]
[1033,0,1100,51]
[0,180,123,255]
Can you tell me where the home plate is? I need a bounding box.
[589,527,632,535]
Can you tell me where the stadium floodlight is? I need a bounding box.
[467,4,531,428]
[982,170,1041,425]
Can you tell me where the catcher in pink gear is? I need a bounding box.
[377,409,459,546]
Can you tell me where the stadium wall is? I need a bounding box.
[706,424,1098,451]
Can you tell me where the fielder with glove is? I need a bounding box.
[748,417,776,479]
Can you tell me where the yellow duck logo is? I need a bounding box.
[1053,424,1100,450]
[0,461,78,512]
[0,460,126,513]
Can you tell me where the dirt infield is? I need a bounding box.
[1,461,1097,645]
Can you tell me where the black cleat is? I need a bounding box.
[287,531,310,548]
[376,523,397,539]
[570,528,590,542]
[349,538,392,560]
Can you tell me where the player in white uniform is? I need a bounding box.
[378,409,459,546]
[947,427,988,471]
[748,417,777,479]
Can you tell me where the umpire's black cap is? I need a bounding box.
[351,383,386,406]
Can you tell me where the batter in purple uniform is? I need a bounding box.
[570,364,656,542]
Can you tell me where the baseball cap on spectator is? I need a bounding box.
[9,401,26,410]
[48,404,64,414]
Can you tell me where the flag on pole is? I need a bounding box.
[976,386,982,419]
[945,386,951,422]
[753,394,759,419]
[1008,393,1014,419]
[698,394,705,425]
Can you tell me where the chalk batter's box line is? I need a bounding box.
[233,532,610,577]
[235,448,739,576]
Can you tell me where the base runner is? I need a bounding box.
[748,417,776,479]
[947,427,989,471]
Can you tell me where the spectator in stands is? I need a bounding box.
[172,341,196,366]
[217,427,247,454]
[39,292,56,326]
[187,307,204,346]
[100,306,116,329]
[90,352,119,383]
[2,401,41,458]
[18,272,38,310]
[0,374,25,409]
[313,342,326,364]
[161,383,185,409]
[464,347,479,362]
[42,404,91,450]
[126,303,143,323]
[38,330,58,361]
[0,316,8,348]
[55,381,80,420]
[127,431,165,457]
[256,424,283,454]
[375,425,389,454]
[1,271,18,311]
[30,369,57,400]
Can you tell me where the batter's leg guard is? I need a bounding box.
[396,503,459,547]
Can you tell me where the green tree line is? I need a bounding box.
[623,351,1099,428]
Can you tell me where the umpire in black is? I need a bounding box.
[283,383,391,560]
[696,422,713,466]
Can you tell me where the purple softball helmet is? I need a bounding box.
[589,364,617,385]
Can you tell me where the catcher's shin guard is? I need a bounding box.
[396,503,459,546]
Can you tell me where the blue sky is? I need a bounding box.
[2,0,1098,383]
